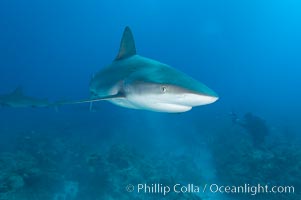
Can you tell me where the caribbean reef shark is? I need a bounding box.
[0,87,50,108]
[71,26,218,113]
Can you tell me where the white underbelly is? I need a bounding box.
[109,99,141,110]
[110,96,191,113]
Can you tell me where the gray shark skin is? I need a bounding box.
[78,27,219,113]
[0,87,50,108]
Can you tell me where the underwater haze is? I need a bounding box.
[0,0,301,199]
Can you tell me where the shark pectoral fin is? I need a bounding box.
[115,26,136,60]
[58,93,125,105]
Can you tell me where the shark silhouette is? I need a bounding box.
[69,27,219,113]
[0,87,50,108]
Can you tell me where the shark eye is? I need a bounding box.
[161,86,167,93]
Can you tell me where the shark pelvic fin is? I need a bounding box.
[115,26,136,60]
[89,102,93,112]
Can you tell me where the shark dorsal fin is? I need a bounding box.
[12,86,24,96]
[115,26,136,60]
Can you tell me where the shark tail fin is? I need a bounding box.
[115,26,136,60]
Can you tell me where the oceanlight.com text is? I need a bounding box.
[209,183,295,196]
[126,183,295,196]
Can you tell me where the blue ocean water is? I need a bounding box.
[0,0,300,199]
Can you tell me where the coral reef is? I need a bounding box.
[208,123,301,200]
[53,181,78,200]
[232,112,270,148]
[1,116,299,200]
[79,144,204,200]
[0,132,204,200]
[0,150,63,200]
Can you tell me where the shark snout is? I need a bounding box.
[180,93,218,106]
[166,85,218,107]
